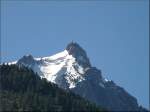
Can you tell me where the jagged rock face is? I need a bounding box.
[17,55,45,78]
[11,42,146,111]
[17,54,35,65]
[72,68,139,111]
[66,42,91,68]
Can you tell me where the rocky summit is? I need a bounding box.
[7,42,147,111]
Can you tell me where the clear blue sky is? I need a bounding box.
[1,0,149,109]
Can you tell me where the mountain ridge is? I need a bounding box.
[4,42,148,111]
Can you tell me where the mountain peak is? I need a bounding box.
[6,42,145,111]
[17,54,35,66]
[66,42,91,68]
[66,42,83,55]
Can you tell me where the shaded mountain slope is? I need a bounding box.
[5,42,148,111]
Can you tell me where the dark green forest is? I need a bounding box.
[0,64,105,111]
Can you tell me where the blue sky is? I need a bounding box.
[1,0,149,109]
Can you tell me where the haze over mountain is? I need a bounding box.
[6,42,148,111]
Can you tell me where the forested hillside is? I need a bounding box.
[0,64,105,111]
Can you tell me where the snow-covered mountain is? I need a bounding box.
[6,42,147,111]
[16,42,92,89]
